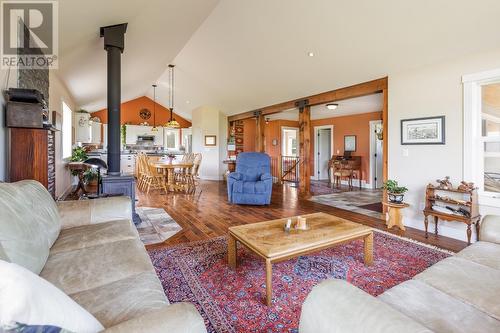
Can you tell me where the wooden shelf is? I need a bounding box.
[424,184,480,245]
[428,197,471,207]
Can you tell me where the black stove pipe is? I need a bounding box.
[100,23,127,176]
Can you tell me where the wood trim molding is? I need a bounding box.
[228,77,388,122]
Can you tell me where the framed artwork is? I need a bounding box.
[205,135,217,146]
[401,116,445,145]
[344,135,357,152]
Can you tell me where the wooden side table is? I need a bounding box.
[382,202,409,231]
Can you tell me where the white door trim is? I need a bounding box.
[369,120,382,189]
[313,125,334,181]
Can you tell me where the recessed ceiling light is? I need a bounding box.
[326,103,338,110]
[186,100,190,104]
[307,52,314,57]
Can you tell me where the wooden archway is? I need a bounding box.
[228,77,388,197]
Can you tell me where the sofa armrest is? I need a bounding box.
[57,196,132,230]
[102,303,207,333]
[299,279,431,333]
[480,215,500,244]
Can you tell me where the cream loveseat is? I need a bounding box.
[0,180,206,333]
[299,216,500,333]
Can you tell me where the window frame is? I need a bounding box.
[463,68,500,207]
[61,101,73,159]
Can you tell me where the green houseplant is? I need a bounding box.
[383,180,408,204]
[82,168,99,192]
[70,146,88,162]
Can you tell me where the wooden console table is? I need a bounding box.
[423,185,480,245]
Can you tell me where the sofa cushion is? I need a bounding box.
[40,239,153,295]
[0,260,103,333]
[379,279,500,333]
[70,271,168,328]
[50,220,138,255]
[414,256,500,320]
[455,241,500,270]
[0,182,51,273]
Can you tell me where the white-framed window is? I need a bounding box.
[62,101,73,158]
[164,129,180,150]
[463,69,500,206]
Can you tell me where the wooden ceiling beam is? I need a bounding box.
[228,77,388,122]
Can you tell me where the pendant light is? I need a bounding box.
[165,64,180,128]
[151,84,158,131]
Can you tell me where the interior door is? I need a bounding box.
[317,128,332,180]
[374,123,383,188]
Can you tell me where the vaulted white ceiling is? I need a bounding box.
[57,0,500,120]
[56,0,219,116]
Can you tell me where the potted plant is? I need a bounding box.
[70,146,88,162]
[83,168,99,192]
[383,180,408,204]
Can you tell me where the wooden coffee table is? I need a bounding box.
[227,212,374,306]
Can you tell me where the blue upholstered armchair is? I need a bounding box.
[227,152,273,205]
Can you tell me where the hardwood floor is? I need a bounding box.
[138,180,468,252]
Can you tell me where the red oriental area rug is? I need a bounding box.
[148,231,451,333]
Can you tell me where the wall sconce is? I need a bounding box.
[265,118,270,125]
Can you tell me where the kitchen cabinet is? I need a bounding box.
[120,153,136,175]
[74,113,91,143]
[90,122,102,144]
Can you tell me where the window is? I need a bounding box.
[164,129,180,150]
[62,101,72,158]
[463,68,500,206]
[481,83,500,193]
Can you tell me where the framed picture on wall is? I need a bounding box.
[344,135,357,152]
[401,116,445,145]
[205,135,217,146]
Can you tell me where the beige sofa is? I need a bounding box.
[0,180,206,332]
[300,216,500,333]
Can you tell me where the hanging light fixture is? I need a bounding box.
[165,64,180,128]
[151,84,158,132]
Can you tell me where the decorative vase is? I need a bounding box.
[388,192,404,204]
[167,157,174,164]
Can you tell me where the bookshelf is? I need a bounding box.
[423,184,480,245]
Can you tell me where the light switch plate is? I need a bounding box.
[402,148,409,157]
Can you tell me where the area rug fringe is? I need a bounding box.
[373,229,455,255]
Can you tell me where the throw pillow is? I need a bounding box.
[0,260,104,333]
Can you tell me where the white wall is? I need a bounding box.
[389,47,500,242]
[191,106,227,180]
[49,71,78,198]
[0,68,17,181]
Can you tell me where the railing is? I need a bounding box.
[281,155,300,183]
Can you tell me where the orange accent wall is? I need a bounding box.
[310,111,382,183]
[239,112,381,184]
[91,96,192,128]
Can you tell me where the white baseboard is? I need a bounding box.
[57,185,74,201]
[200,175,223,181]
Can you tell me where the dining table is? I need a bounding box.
[150,161,194,193]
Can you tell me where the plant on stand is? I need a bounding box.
[83,168,99,192]
[383,180,408,204]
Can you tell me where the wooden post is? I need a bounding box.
[298,100,311,196]
[255,111,265,153]
[382,88,388,212]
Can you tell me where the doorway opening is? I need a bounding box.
[369,120,384,189]
[314,125,333,180]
